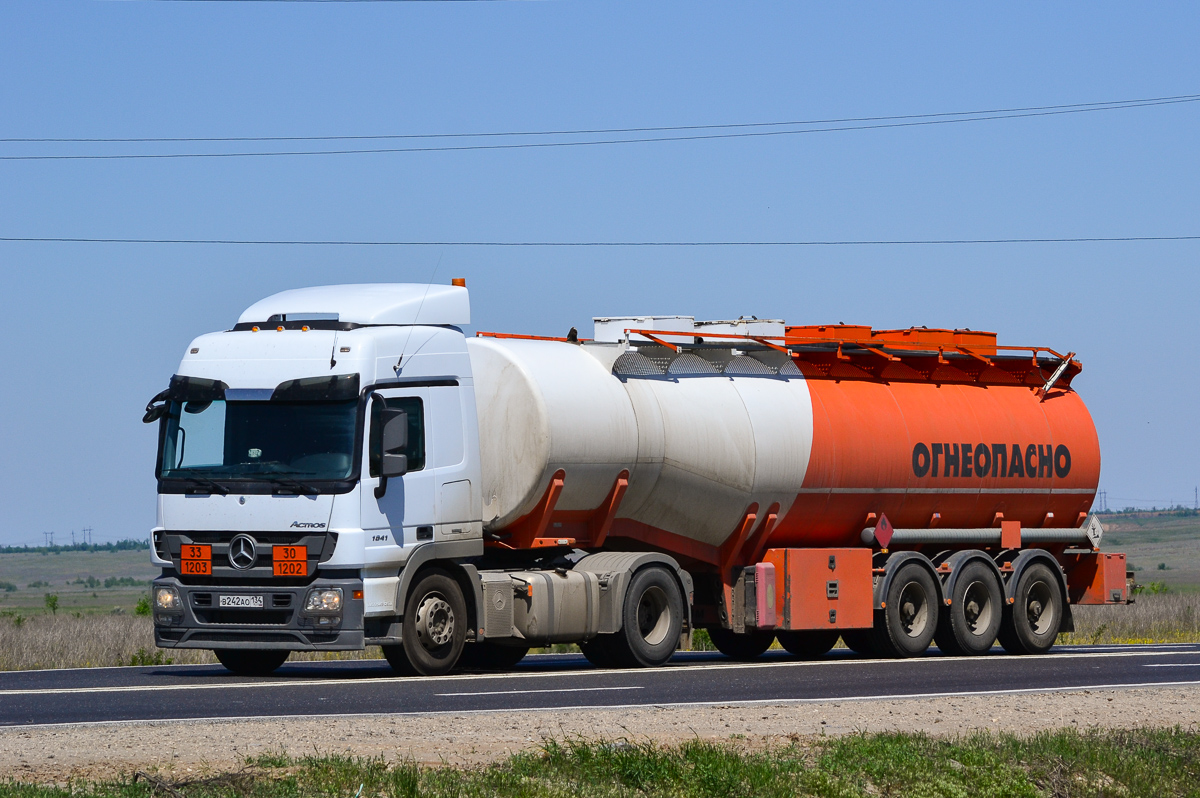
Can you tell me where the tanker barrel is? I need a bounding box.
[860,527,1094,547]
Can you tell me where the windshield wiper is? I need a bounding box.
[179,476,229,496]
[261,475,320,495]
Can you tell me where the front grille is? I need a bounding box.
[164,531,336,586]
[195,609,293,625]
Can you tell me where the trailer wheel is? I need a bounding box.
[214,649,289,676]
[841,629,877,657]
[874,561,939,658]
[998,562,1063,655]
[934,560,1003,656]
[609,566,684,667]
[389,569,467,676]
[456,642,529,671]
[707,628,775,660]
[776,630,839,659]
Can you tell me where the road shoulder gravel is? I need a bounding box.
[3,685,1200,784]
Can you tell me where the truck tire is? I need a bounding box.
[456,642,529,671]
[391,569,467,676]
[381,643,415,674]
[998,562,1063,655]
[579,635,621,668]
[214,649,289,676]
[873,561,939,658]
[934,560,1003,656]
[707,628,775,660]
[841,629,876,657]
[776,630,839,659]
[606,566,684,667]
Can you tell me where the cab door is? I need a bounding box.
[360,389,435,553]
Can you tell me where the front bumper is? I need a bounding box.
[152,575,365,651]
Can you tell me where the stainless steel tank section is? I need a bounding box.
[466,337,816,546]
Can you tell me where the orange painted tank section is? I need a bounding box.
[770,371,1101,548]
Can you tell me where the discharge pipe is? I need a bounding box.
[860,515,1104,549]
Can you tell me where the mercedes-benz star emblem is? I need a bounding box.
[228,534,257,570]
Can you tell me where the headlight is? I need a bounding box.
[304,588,343,613]
[154,587,181,611]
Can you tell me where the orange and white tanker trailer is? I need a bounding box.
[147,284,1128,676]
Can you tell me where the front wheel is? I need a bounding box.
[214,649,289,676]
[389,569,468,676]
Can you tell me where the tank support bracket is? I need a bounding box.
[505,470,566,549]
[588,470,630,548]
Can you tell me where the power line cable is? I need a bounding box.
[2,235,1198,246]
[2,96,1197,161]
[4,92,1196,144]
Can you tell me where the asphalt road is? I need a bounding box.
[3,644,1199,728]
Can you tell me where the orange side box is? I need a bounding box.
[179,544,211,576]
[1062,551,1128,604]
[763,548,873,630]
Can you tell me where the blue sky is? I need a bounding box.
[1,2,1197,544]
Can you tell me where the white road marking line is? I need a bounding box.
[3,643,1194,676]
[1143,663,1200,667]
[8,679,1200,730]
[436,686,642,697]
[0,647,1191,697]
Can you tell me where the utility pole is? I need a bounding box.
[71,531,75,546]
[83,527,93,545]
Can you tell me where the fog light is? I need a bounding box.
[154,587,181,611]
[304,588,343,613]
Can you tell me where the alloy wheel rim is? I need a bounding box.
[415,594,454,650]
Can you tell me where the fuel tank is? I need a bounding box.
[466,324,1100,564]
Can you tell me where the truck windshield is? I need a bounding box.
[158,399,358,482]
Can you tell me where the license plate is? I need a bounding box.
[273,545,307,577]
[219,594,263,608]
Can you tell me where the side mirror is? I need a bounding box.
[381,409,408,457]
[381,453,408,478]
[142,389,171,423]
[374,409,408,498]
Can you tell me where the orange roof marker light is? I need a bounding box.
[452,278,466,287]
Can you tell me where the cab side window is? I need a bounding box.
[369,396,426,476]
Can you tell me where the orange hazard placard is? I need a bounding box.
[180,544,211,576]
[272,545,307,577]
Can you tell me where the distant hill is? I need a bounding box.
[1098,510,1200,591]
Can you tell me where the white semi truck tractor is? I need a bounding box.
[145,282,1122,676]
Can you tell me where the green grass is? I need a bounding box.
[0,550,158,614]
[6,729,1200,797]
